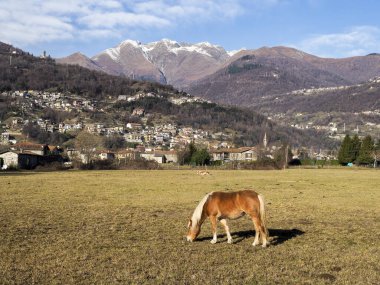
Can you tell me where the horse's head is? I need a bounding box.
[186,219,201,242]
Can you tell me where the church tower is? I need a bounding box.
[263,132,268,149]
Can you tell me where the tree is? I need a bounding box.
[178,142,197,165]
[191,149,211,166]
[274,144,292,169]
[357,135,374,165]
[74,131,102,164]
[374,140,380,167]
[338,135,353,165]
[104,135,126,151]
[351,134,361,164]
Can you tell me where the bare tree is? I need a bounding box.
[74,131,103,164]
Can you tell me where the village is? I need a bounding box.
[0,90,338,170]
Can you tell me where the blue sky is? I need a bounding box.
[0,0,379,58]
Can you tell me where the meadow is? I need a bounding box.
[0,169,379,285]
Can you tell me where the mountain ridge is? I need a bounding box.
[57,39,380,93]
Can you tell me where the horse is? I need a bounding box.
[196,170,210,176]
[186,190,269,247]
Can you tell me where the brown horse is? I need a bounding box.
[186,190,269,247]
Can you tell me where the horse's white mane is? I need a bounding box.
[191,192,212,227]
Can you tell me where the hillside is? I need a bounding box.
[187,53,350,106]
[187,47,380,106]
[0,42,176,99]
[0,42,333,148]
[254,78,380,114]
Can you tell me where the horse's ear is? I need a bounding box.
[187,219,192,228]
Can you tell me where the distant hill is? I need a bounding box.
[56,52,105,73]
[187,46,380,107]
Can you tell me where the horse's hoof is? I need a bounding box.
[262,244,267,248]
[252,242,259,247]
[210,239,217,244]
[227,239,233,244]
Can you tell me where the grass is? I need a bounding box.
[0,169,379,284]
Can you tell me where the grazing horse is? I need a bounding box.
[196,170,210,176]
[186,190,269,247]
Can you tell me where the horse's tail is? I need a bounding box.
[258,194,269,237]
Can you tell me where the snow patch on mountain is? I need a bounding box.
[96,39,230,61]
[104,47,121,61]
[227,48,246,56]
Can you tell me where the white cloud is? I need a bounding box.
[0,0,254,47]
[295,26,380,58]
[78,12,170,29]
[133,0,245,20]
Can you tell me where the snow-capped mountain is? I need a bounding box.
[85,39,230,86]
[57,39,380,99]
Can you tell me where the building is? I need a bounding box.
[0,151,41,169]
[12,142,50,156]
[210,147,258,162]
[140,150,178,164]
[116,150,140,161]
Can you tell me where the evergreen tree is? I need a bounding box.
[274,144,293,168]
[178,142,197,165]
[338,135,353,165]
[374,140,380,167]
[351,134,361,163]
[357,135,374,165]
[191,149,211,166]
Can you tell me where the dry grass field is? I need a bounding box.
[0,169,379,285]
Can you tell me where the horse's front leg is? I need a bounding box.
[220,219,233,244]
[209,215,217,244]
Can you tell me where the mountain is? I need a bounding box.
[187,46,380,106]
[91,40,165,83]
[56,52,105,73]
[58,39,230,87]
[58,41,380,104]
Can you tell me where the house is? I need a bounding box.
[12,142,50,156]
[132,108,145,116]
[2,143,64,168]
[126,123,143,130]
[140,150,178,163]
[116,150,140,161]
[48,145,63,155]
[97,150,115,160]
[156,150,178,163]
[141,152,166,164]
[117,95,128,101]
[0,150,42,169]
[210,147,258,162]
[124,132,143,143]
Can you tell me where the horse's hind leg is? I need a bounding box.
[251,215,268,247]
[250,216,261,246]
[220,219,233,244]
